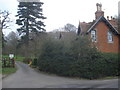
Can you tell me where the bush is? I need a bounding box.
[23,58,32,64]
[38,38,73,74]
[100,53,119,76]
[37,36,119,79]
[32,58,38,66]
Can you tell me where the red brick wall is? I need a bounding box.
[88,21,120,53]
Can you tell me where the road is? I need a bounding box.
[2,62,119,88]
[0,74,2,89]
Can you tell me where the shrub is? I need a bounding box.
[100,53,119,76]
[32,58,38,66]
[38,38,73,74]
[37,35,119,79]
[23,58,32,64]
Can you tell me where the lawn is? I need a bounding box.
[15,56,25,62]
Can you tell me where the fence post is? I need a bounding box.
[2,58,6,67]
[12,58,15,68]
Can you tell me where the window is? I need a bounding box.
[91,30,97,42]
[107,31,113,43]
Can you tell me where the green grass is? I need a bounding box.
[2,55,25,62]
[15,56,25,62]
[2,67,17,74]
[0,58,17,74]
[2,55,36,62]
[2,55,9,58]
[97,76,118,80]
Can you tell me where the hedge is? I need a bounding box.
[37,36,119,79]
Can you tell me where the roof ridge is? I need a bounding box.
[86,16,119,35]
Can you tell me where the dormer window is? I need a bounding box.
[107,31,113,43]
[91,30,97,42]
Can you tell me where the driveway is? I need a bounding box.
[0,74,2,89]
[2,62,119,88]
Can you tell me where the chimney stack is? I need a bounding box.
[107,16,109,20]
[95,3,104,20]
[111,16,113,20]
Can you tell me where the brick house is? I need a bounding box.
[80,3,120,53]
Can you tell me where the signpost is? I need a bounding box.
[9,54,15,67]
[9,54,14,59]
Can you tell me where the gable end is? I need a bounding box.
[86,16,119,35]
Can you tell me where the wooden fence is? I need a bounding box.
[2,58,15,68]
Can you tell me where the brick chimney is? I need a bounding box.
[95,3,104,20]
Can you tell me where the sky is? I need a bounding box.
[0,0,120,35]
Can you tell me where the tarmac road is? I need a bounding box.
[2,62,119,88]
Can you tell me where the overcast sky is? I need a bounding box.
[0,0,120,35]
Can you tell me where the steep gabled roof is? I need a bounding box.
[86,16,119,35]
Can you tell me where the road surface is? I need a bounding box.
[2,62,119,88]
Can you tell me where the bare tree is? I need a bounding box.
[0,10,12,48]
[5,31,18,55]
[0,20,2,56]
[64,23,77,32]
[0,10,12,30]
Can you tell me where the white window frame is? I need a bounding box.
[91,30,97,42]
[107,31,113,43]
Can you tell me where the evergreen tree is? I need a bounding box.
[59,32,62,39]
[16,1,46,45]
[77,21,81,36]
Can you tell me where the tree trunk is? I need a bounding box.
[25,17,29,58]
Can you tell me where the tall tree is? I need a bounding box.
[16,1,46,57]
[16,1,46,46]
[0,10,12,48]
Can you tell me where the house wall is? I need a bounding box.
[89,21,120,53]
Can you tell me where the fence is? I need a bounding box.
[2,58,15,68]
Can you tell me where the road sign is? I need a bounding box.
[9,54,14,59]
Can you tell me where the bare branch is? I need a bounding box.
[0,10,12,30]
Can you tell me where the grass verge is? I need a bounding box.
[2,67,17,74]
